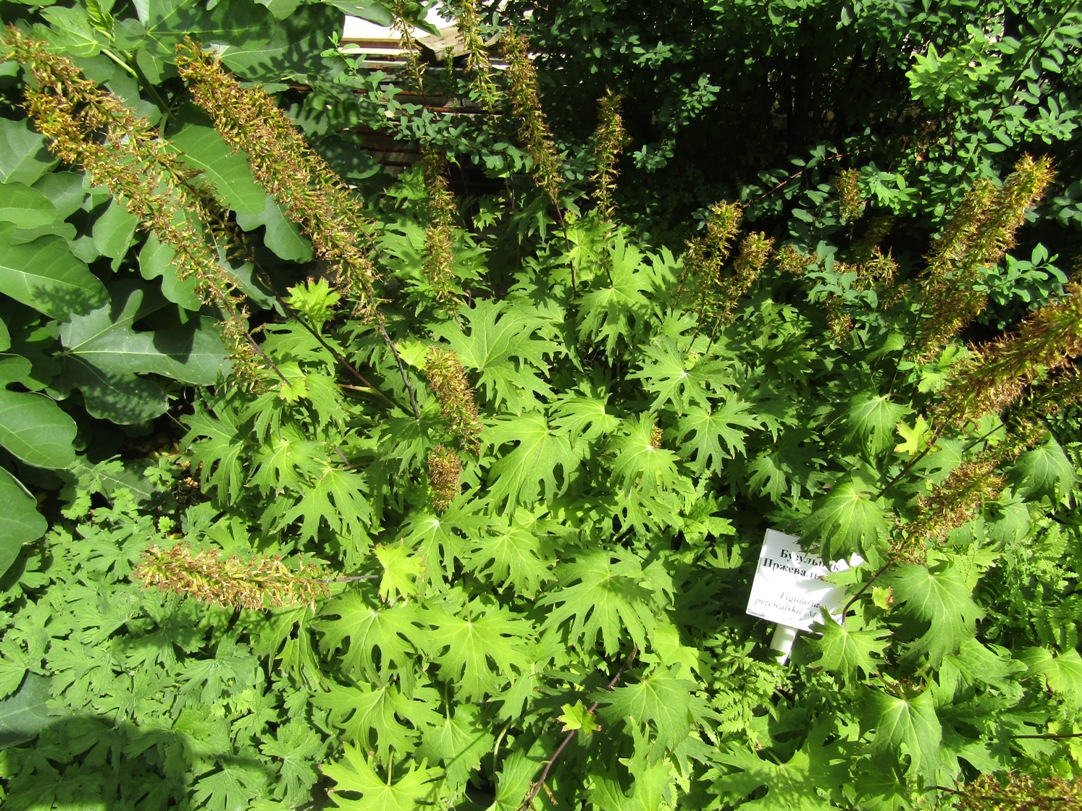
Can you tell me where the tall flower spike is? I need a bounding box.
[176,39,381,319]
[955,773,1082,811]
[1013,363,1082,427]
[392,0,427,94]
[678,201,743,319]
[903,455,1005,552]
[420,148,462,311]
[718,231,773,323]
[427,444,462,511]
[834,168,864,224]
[592,89,628,222]
[915,155,1054,358]
[936,281,1082,427]
[502,29,565,207]
[2,28,267,390]
[443,0,501,110]
[424,347,482,452]
[136,544,331,610]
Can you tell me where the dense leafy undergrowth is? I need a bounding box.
[2,1,1082,809]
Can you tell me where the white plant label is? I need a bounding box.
[746,529,861,631]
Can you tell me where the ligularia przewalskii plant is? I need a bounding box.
[1,5,1081,809]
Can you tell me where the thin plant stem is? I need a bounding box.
[518,647,638,810]
[376,317,421,419]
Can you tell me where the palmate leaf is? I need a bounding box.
[316,591,427,681]
[374,544,426,604]
[184,405,252,503]
[589,754,674,811]
[609,414,685,497]
[629,335,733,411]
[845,392,909,455]
[466,509,555,596]
[887,562,983,666]
[539,548,658,656]
[191,760,269,811]
[806,615,891,683]
[803,475,888,560]
[322,742,439,811]
[417,703,495,790]
[315,681,441,759]
[596,665,702,761]
[551,392,622,449]
[249,424,324,494]
[713,722,848,810]
[252,607,322,687]
[936,638,1026,702]
[397,501,486,584]
[486,412,580,508]
[863,686,943,780]
[745,428,822,503]
[1019,647,1082,709]
[427,591,532,701]
[576,233,668,357]
[259,719,326,804]
[265,463,372,554]
[431,298,561,412]
[1010,434,1076,502]
[675,398,760,474]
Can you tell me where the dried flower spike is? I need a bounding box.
[915,155,1054,358]
[136,544,331,610]
[2,28,267,390]
[427,445,462,511]
[592,89,628,222]
[443,0,501,110]
[176,39,380,319]
[424,347,483,452]
[502,29,565,207]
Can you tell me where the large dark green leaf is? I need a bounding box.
[235,196,312,262]
[171,124,267,216]
[322,0,395,26]
[32,172,87,222]
[138,234,204,310]
[0,222,108,319]
[133,0,278,81]
[0,389,78,469]
[36,6,106,57]
[0,182,60,230]
[210,2,343,78]
[91,199,140,264]
[0,119,56,186]
[0,469,47,578]
[56,281,228,423]
[0,674,53,747]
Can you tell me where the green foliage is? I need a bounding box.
[0,471,332,808]
[1,1,1081,809]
